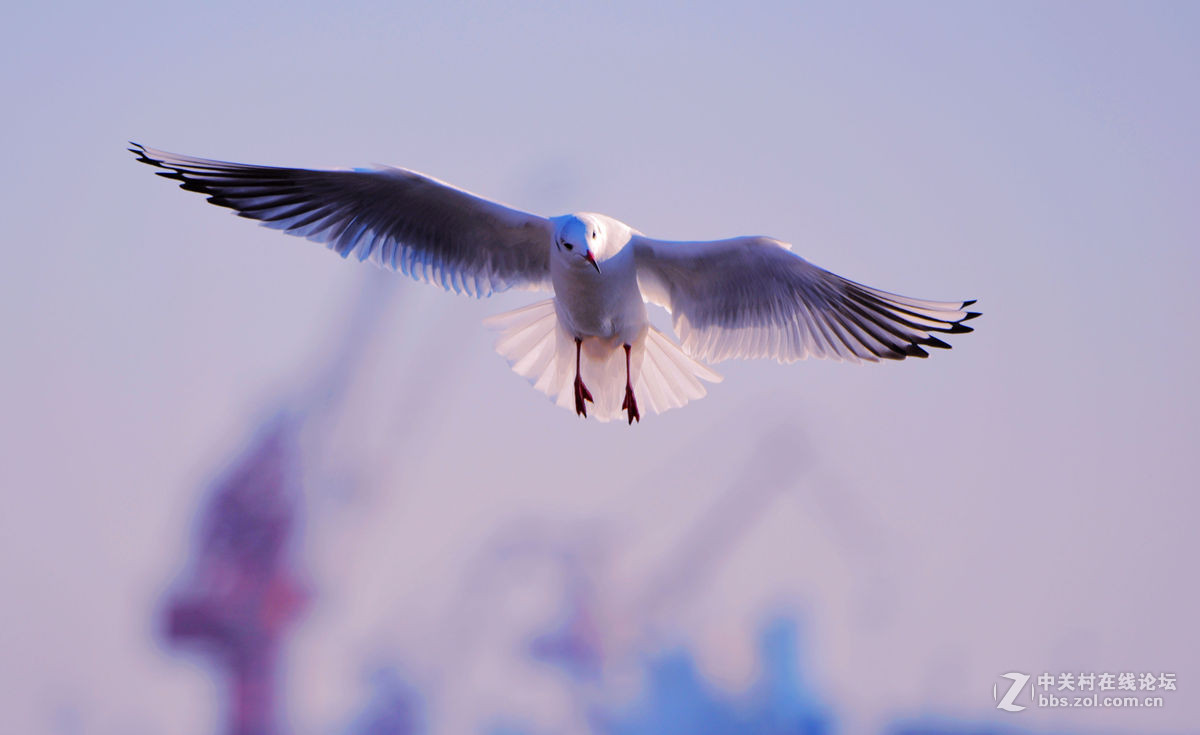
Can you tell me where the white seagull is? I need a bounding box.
[132,143,978,424]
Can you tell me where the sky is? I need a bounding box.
[1,1,1198,734]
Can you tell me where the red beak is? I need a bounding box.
[585,251,600,273]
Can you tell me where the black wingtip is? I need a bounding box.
[131,142,163,168]
[963,299,977,307]
[962,311,982,322]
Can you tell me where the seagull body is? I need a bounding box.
[550,213,643,347]
[132,143,978,424]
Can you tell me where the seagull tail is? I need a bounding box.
[484,300,722,422]
[632,324,723,419]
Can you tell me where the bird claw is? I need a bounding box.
[574,376,594,418]
[621,385,640,425]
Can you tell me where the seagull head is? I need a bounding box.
[554,215,602,273]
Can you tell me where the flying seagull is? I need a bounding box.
[131,143,978,425]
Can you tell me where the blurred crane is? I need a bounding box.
[161,271,397,735]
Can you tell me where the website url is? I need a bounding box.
[1038,693,1164,708]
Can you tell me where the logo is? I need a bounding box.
[992,670,1174,711]
[994,672,1031,712]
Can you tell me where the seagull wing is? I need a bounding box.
[633,235,979,363]
[132,143,554,296]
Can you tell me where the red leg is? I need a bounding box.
[620,343,640,425]
[573,337,593,418]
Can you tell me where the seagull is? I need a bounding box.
[131,143,979,425]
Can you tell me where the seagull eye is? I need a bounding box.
[563,242,574,251]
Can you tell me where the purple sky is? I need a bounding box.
[2,2,1197,734]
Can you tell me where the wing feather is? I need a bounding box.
[633,235,978,364]
[131,143,554,296]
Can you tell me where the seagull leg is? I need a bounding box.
[573,337,594,418]
[621,343,640,425]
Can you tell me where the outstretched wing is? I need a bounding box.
[633,235,979,363]
[132,143,554,296]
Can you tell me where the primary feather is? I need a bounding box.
[131,143,553,297]
[633,235,978,364]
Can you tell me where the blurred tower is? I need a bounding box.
[164,418,306,735]
[161,270,398,735]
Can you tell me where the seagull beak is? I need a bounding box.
[585,251,600,273]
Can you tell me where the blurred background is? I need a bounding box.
[1,1,1197,734]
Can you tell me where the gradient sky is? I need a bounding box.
[2,2,1198,734]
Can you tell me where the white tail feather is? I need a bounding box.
[484,299,722,422]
